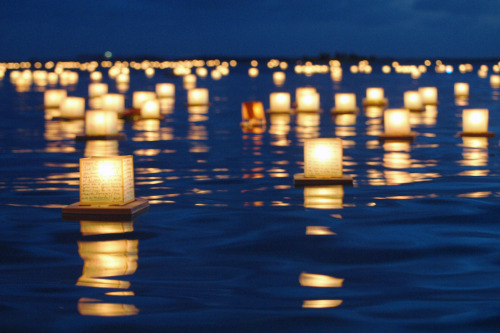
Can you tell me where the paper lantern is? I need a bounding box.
[101,94,125,113]
[241,101,266,127]
[89,71,102,82]
[116,73,130,84]
[304,185,344,209]
[363,87,387,107]
[380,108,415,141]
[88,83,108,98]
[85,110,118,136]
[196,67,208,78]
[454,82,469,98]
[403,91,424,112]
[183,74,196,89]
[273,71,286,86]
[140,100,161,119]
[418,87,438,105]
[156,83,175,98]
[460,108,493,137]
[187,88,209,106]
[294,138,353,186]
[248,67,259,77]
[132,91,156,109]
[268,92,291,113]
[47,72,58,85]
[332,93,358,114]
[44,89,67,108]
[296,91,320,112]
[490,75,500,88]
[60,97,85,119]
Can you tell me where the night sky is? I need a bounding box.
[2,0,500,61]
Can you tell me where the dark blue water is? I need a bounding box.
[1,61,500,332]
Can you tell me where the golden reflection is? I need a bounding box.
[296,113,320,140]
[159,97,175,114]
[132,120,173,142]
[78,298,139,317]
[334,114,356,138]
[304,185,344,209]
[305,226,336,235]
[462,137,488,148]
[299,272,344,288]
[302,300,343,309]
[383,141,411,169]
[44,120,84,140]
[84,140,119,157]
[365,106,384,119]
[269,113,291,146]
[455,97,469,106]
[80,220,134,236]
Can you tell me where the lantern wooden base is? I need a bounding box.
[296,108,323,114]
[266,109,294,114]
[75,133,127,141]
[378,132,417,142]
[458,131,495,138]
[294,173,353,187]
[53,116,85,121]
[138,115,165,120]
[183,103,212,107]
[455,95,469,99]
[423,102,440,106]
[62,198,149,221]
[362,99,388,108]
[330,107,359,115]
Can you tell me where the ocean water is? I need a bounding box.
[1,62,500,332]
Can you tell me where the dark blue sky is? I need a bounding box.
[2,0,500,61]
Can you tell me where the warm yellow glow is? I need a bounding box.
[305,226,336,235]
[140,100,160,119]
[248,67,259,77]
[241,101,265,124]
[79,156,135,205]
[296,91,320,111]
[304,138,343,178]
[78,298,139,317]
[299,272,343,287]
[418,87,438,104]
[462,108,489,134]
[60,97,85,118]
[183,74,197,89]
[211,69,222,80]
[384,109,411,136]
[85,110,118,135]
[187,88,209,105]
[454,82,469,97]
[335,93,357,111]
[304,185,344,209]
[101,94,125,113]
[490,75,500,88]
[132,91,156,109]
[365,87,385,102]
[272,71,286,86]
[269,92,291,111]
[44,89,67,108]
[302,300,343,309]
[84,140,119,157]
[155,83,175,98]
[88,83,108,98]
[404,90,424,111]
[89,71,102,82]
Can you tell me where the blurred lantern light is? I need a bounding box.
[403,90,424,112]
[44,89,67,108]
[294,138,353,186]
[196,67,208,78]
[187,88,209,106]
[145,67,155,78]
[156,83,175,98]
[268,92,291,113]
[140,100,161,119]
[47,72,59,85]
[330,67,342,82]
[90,71,103,82]
[211,69,222,80]
[418,87,439,105]
[85,110,119,136]
[490,75,500,88]
[248,67,259,77]
[304,185,344,209]
[88,83,108,98]
[296,91,320,112]
[454,82,469,98]
[241,101,266,128]
[332,93,359,114]
[116,73,130,84]
[183,74,197,89]
[380,108,416,141]
[101,94,125,114]
[60,97,86,119]
[363,87,388,107]
[132,91,156,109]
[273,71,286,86]
[62,155,149,219]
[460,109,493,137]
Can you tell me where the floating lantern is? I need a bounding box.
[241,101,266,128]
[379,108,416,141]
[75,110,126,142]
[248,67,259,77]
[132,91,156,110]
[362,87,387,107]
[60,97,85,119]
[62,155,149,219]
[296,91,320,112]
[187,88,209,106]
[140,100,161,119]
[44,89,67,108]
[211,69,222,80]
[294,138,353,186]
[101,94,125,114]
[331,93,359,114]
[156,83,175,98]
[403,91,424,112]
[418,87,439,105]
[490,75,500,88]
[88,83,108,98]
[273,71,286,86]
[268,92,291,113]
[145,67,155,78]
[47,72,58,85]
[89,71,102,82]
[196,67,208,78]
[183,74,197,89]
[454,82,469,98]
[459,108,493,137]
[304,185,344,209]
[116,73,130,84]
